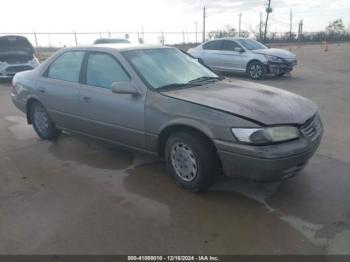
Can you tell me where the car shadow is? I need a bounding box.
[48,133,135,171]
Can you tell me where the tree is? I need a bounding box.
[209,25,237,39]
[263,0,273,43]
[326,18,345,34]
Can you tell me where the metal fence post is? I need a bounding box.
[74,32,78,46]
[33,31,38,47]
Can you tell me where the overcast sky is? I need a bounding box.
[1,0,350,45]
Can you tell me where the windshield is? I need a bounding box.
[236,39,267,50]
[123,48,219,89]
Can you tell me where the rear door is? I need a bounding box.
[36,51,85,130]
[199,40,223,70]
[79,51,146,149]
[217,40,249,71]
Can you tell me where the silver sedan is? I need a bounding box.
[188,37,297,80]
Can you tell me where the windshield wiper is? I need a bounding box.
[157,83,191,91]
[187,76,224,84]
[157,76,224,91]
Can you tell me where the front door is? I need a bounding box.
[217,40,249,72]
[79,51,146,149]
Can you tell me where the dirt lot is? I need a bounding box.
[0,43,349,255]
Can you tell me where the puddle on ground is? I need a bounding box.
[280,215,328,246]
[211,176,280,212]
[5,116,37,140]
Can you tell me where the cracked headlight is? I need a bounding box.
[265,55,283,63]
[232,126,300,145]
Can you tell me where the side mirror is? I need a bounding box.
[234,47,244,53]
[111,82,141,95]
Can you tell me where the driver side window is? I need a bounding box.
[86,53,130,89]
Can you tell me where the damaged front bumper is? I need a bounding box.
[214,115,323,181]
[267,59,297,75]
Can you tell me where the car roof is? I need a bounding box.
[208,37,250,41]
[64,43,172,52]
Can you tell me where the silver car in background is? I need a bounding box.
[188,37,297,80]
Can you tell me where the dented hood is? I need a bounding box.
[162,79,317,126]
[253,48,296,60]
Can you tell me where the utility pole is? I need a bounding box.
[298,19,303,40]
[289,9,293,40]
[263,0,273,43]
[202,6,206,42]
[238,13,242,37]
[195,21,198,43]
[259,12,262,41]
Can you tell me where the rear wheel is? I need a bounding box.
[30,101,60,140]
[165,131,219,192]
[248,61,266,80]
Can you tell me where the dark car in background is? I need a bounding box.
[0,35,39,78]
[93,38,131,44]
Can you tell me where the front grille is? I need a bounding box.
[5,65,33,73]
[300,114,322,141]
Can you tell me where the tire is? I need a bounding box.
[247,61,266,80]
[165,131,219,192]
[30,101,60,140]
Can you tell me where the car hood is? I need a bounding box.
[253,48,296,59]
[162,79,317,126]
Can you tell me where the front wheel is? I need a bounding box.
[247,61,266,80]
[165,131,219,192]
[30,101,61,140]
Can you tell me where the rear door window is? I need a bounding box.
[47,51,85,82]
[203,40,223,51]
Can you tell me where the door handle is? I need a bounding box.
[39,89,45,93]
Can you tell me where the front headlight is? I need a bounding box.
[265,55,283,63]
[232,126,300,145]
